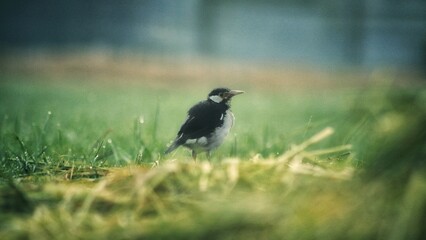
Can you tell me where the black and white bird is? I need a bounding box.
[165,88,244,160]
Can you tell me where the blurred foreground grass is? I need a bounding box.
[0,67,425,239]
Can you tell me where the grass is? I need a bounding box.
[0,67,425,239]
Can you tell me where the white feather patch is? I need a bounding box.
[185,139,197,144]
[197,137,208,145]
[209,95,223,103]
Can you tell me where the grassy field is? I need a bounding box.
[0,61,425,239]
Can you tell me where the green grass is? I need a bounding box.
[0,72,425,240]
[0,75,360,166]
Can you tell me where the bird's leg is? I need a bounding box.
[191,150,197,161]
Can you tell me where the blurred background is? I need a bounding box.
[1,0,426,82]
[1,3,425,239]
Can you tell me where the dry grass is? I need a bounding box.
[0,50,406,91]
[1,128,356,239]
[1,127,425,239]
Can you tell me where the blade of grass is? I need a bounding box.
[278,127,334,163]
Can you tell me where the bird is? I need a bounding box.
[165,87,244,160]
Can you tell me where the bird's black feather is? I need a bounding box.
[176,100,229,143]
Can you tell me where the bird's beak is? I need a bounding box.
[226,90,244,98]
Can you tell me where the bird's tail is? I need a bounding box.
[164,141,180,155]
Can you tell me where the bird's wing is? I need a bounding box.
[176,101,225,142]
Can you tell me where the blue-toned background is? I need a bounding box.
[1,0,425,69]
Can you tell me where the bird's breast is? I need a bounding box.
[208,110,234,149]
[183,110,234,152]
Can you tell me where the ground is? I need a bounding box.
[0,54,425,239]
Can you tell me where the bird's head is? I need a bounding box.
[208,88,244,104]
